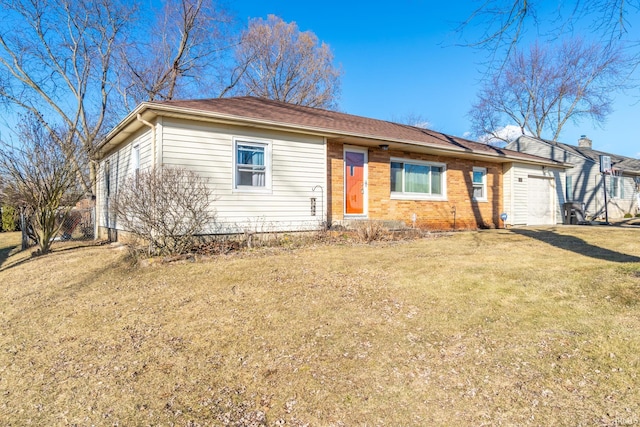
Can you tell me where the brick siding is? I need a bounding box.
[327,141,503,230]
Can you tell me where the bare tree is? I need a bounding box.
[0,0,130,197]
[458,0,640,61]
[391,113,431,129]
[0,0,235,197]
[0,116,84,254]
[222,15,342,110]
[470,39,631,144]
[117,0,233,110]
[112,167,216,256]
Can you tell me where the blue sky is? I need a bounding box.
[233,0,640,159]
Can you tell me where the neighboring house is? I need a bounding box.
[95,97,568,238]
[507,135,640,220]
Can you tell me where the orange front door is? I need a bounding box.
[345,150,365,214]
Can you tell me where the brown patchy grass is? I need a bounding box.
[1,226,639,426]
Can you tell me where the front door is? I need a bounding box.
[345,149,367,215]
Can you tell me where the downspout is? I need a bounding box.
[136,114,157,254]
[137,114,156,167]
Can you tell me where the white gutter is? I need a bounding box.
[136,113,156,168]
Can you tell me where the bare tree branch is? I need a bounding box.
[0,0,130,196]
[457,0,640,63]
[116,0,233,109]
[224,15,342,110]
[112,167,216,256]
[470,39,632,145]
[0,115,84,254]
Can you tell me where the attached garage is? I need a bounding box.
[503,163,569,227]
[527,176,554,225]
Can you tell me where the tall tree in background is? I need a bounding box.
[470,39,631,144]
[222,15,341,110]
[0,1,341,211]
[391,113,431,129]
[0,0,129,196]
[0,0,235,196]
[117,0,233,110]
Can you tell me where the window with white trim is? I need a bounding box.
[132,144,140,183]
[132,144,140,171]
[610,175,624,199]
[105,160,111,198]
[566,175,574,201]
[472,167,487,201]
[234,140,270,190]
[390,159,445,198]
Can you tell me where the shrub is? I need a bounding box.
[1,204,19,232]
[624,213,633,218]
[113,167,216,256]
[354,220,387,243]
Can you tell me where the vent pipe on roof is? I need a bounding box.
[578,135,592,148]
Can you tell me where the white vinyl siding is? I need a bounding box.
[507,135,638,219]
[160,118,326,233]
[503,163,564,226]
[97,128,152,229]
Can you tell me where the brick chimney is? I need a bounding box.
[578,135,592,148]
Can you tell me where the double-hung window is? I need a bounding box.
[472,167,487,201]
[390,158,445,199]
[234,140,270,191]
[610,175,624,199]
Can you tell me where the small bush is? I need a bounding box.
[113,167,216,256]
[624,213,633,218]
[1,204,19,232]
[354,220,387,243]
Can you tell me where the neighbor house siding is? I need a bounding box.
[96,128,152,236]
[160,118,327,233]
[327,141,503,230]
[606,175,639,218]
[565,160,601,218]
[507,135,640,219]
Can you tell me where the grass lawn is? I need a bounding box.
[0,226,639,425]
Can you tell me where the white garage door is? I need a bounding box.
[527,176,554,225]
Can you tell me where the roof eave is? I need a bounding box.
[97,103,570,168]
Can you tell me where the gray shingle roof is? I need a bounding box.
[540,139,640,174]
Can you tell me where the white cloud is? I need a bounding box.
[478,125,526,146]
